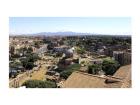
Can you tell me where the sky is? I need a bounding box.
[9,17,131,35]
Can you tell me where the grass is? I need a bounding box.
[30,65,47,80]
[60,64,81,79]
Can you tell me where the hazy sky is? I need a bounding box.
[9,17,131,35]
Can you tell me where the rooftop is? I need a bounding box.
[62,65,131,88]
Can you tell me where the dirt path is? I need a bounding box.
[9,64,47,88]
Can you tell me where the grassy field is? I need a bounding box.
[30,65,47,80]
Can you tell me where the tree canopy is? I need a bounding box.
[60,64,81,79]
[22,80,57,88]
[88,64,102,75]
[102,57,120,75]
[20,53,40,70]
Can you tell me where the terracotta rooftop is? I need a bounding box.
[114,65,131,88]
[62,65,131,88]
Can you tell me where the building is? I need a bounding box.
[62,71,122,88]
[65,48,74,58]
[65,58,73,65]
[124,52,131,65]
[113,65,131,88]
[78,57,89,65]
[53,45,69,53]
[89,58,103,65]
[113,51,124,65]
[97,48,105,55]
[113,51,131,65]
[35,44,48,54]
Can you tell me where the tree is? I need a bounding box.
[18,47,27,55]
[47,44,53,50]
[88,64,102,75]
[25,62,34,70]
[60,70,72,79]
[60,64,81,79]
[76,47,85,54]
[21,61,31,70]
[10,61,22,69]
[102,57,120,75]
[20,53,39,70]
[32,54,40,61]
[22,80,57,88]
[55,52,63,57]
[59,40,64,45]
[27,47,33,53]
[12,53,20,58]
[34,42,40,48]
[43,38,49,44]
[88,65,93,74]
[21,58,34,70]
[9,46,15,55]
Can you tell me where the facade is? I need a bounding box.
[35,44,48,54]
[124,52,131,65]
[53,45,69,53]
[113,51,124,65]
[113,51,131,65]
[89,58,103,65]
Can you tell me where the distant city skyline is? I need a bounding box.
[9,17,131,35]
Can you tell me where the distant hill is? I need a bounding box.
[9,31,131,37]
[33,31,93,36]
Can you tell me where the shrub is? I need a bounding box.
[22,80,57,88]
[102,57,120,75]
[60,64,81,79]
[88,64,102,75]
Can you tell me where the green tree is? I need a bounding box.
[25,62,34,70]
[9,46,15,55]
[102,57,120,75]
[27,47,33,53]
[22,80,57,88]
[76,47,85,54]
[20,53,39,70]
[88,64,102,75]
[12,53,20,58]
[88,65,93,74]
[60,64,81,79]
[10,61,22,69]
[34,42,40,48]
